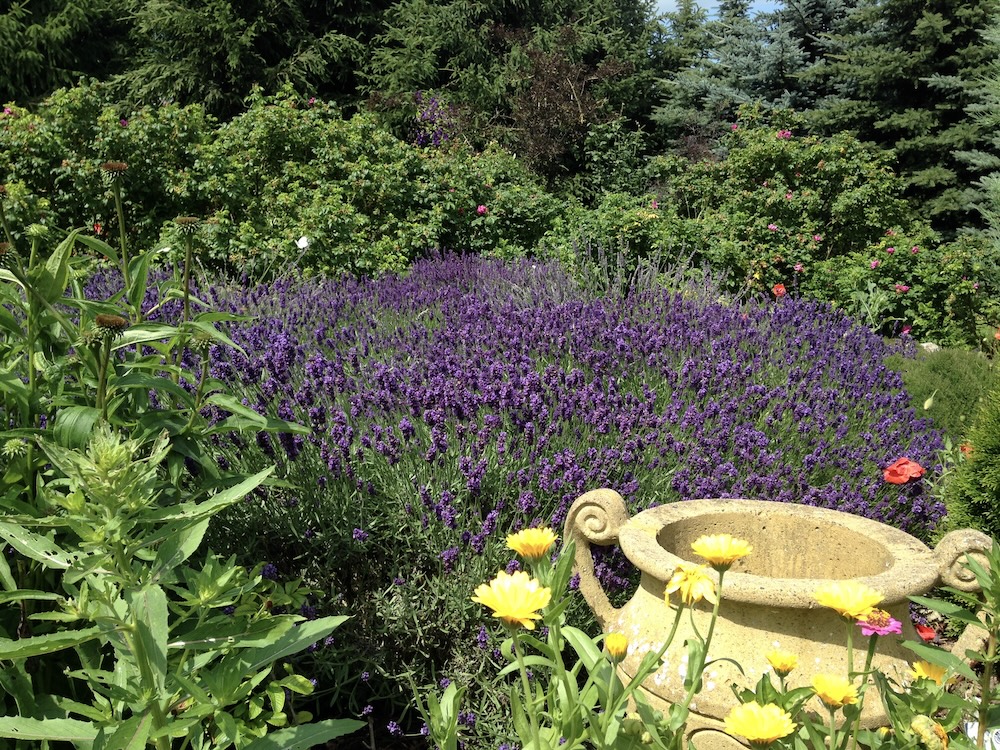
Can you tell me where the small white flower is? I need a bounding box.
[296,235,310,249]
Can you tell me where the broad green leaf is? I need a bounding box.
[0,716,98,742]
[73,233,120,266]
[901,640,977,681]
[186,319,247,356]
[53,405,100,449]
[126,585,168,696]
[0,661,37,716]
[241,720,366,750]
[0,626,102,660]
[170,617,295,651]
[149,467,274,522]
[127,251,154,313]
[152,518,210,578]
[33,231,77,304]
[106,372,196,407]
[94,713,153,750]
[111,323,176,351]
[234,616,349,674]
[0,522,78,569]
[204,393,310,435]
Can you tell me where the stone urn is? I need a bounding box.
[565,490,993,750]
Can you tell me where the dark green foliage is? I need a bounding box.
[887,347,1000,442]
[798,0,1000,235]
[114,0,376,117]
[942,384,1000,538]
[363,0,660,183]
[0,0,128,104]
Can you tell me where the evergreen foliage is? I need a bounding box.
[794,0,1000,234]
[113,0,375,117]
[0,0,128,103]
[942,384,1000,538]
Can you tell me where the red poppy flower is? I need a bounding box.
[914,623,937,642]
[772,284,787,298]
[883,457,926,485]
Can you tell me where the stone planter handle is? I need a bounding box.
[932,528,994,658]
[565,488,630,627]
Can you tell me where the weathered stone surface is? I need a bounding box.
[565,490,992,750]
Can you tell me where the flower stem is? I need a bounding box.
[112,180,131,289]
[977,630,997,749]
[513,631,542,750]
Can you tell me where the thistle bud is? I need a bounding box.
[94,313,129,341]
[100,161,128,187]
[174,216,201,235]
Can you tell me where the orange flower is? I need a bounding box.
[960,443,973,456]
[883,457,925,485]
[994,328,1000,341]
[772,283,787,298]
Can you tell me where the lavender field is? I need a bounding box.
[164,254,947,734]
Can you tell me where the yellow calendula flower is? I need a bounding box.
[812,674,858,708]
[471,570,552,630]
[605,632,629,662]
[765,649,799,676]
[506,527,558,561]
[691,533,753,569]
[911,715,948,750]
[666,562,718,605]
[813,580,883,619]
[724,702,796,745]
[910,661,948,685]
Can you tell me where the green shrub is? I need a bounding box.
[941,384,1000,538]
[191,89,564,277]
[639,107,1000,347]
[886,346,1000,442]
[0,81,214,250]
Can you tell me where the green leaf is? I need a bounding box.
[126,585,168,696]
[240,720,366,750]
[204,394,310,435]
[33,231,77,304]
[0,522,78,569]
[0,626,102,660]
[111,323,177,351]
[152,518,210,578]
[170,616,295,651]
[53,405,100,449]
[901,640,977,681]
[908,596,981,626]
[73,233,120,266]
[127,251,154,314]
[234,616,349,674]
[0,716,98,742]
[0,589,64,605]
[149,467,275,523]
[94,713,153,750]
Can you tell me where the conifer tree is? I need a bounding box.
[0,0,128,103]
[797,0,1000,234]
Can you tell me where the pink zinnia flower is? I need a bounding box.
[858,609,902,637]
[731,123,739,131]
[870,260,880,269]
[785,192,793,200]
[812,234,822,242]
[895,284,910,293]
[901,325,912,337]
[767,223,778,232]
[911,246,920,254]
[794,263,804,272]
[476,205,488,215]
[776,129,792,140]
[886,247,895,254]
